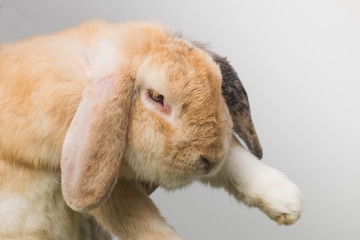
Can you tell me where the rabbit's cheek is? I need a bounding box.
[125,102,173,179]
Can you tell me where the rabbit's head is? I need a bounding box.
[125,43,233,190]
[61,25,232,212]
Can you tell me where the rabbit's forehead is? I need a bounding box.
[154,50,221,90]
[136,63,168,94]
[171,50,222,91]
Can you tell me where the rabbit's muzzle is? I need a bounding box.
[199,156,212,174]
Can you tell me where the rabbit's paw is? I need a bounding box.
[250,171,304,225]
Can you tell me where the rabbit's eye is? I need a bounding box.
[145,88,172,115]
[148,89,164,106]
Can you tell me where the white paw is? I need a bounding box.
[224,143,303,225]
[244,169,304,225]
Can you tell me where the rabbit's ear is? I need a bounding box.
[212,53,263,159]
[61,74,133,212]
[189,41,263,159]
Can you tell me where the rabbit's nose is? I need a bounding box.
[200,156,212,174]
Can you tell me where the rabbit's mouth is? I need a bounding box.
[139,180,159,195]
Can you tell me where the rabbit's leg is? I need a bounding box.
[91,179,183,240]
[202,142,303,225]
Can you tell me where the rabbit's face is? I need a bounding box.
[126,43,233,189]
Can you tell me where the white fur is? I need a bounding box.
[222,142,303,224]
[0,167,81,239]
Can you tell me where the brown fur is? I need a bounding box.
[0,21,233,239]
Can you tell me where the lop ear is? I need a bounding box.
[189,41,262,159]
[211,53,263,159]
[61,74,133,212]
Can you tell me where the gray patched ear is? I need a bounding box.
[210,53,263,159]
[189,41,262,159]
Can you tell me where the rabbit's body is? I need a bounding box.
[0,22,113,170]
[0,161,78,239]
[0,21,303,239]
[0,22,118,239]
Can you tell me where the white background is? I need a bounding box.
[1,0,359,239]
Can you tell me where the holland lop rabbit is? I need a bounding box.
[0,21,303,239]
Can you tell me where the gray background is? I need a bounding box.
[1,0,359,239]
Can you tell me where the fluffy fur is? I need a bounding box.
[201,139,303,225]
[0,21,303,239]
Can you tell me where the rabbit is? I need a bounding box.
[0,21,303,240]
